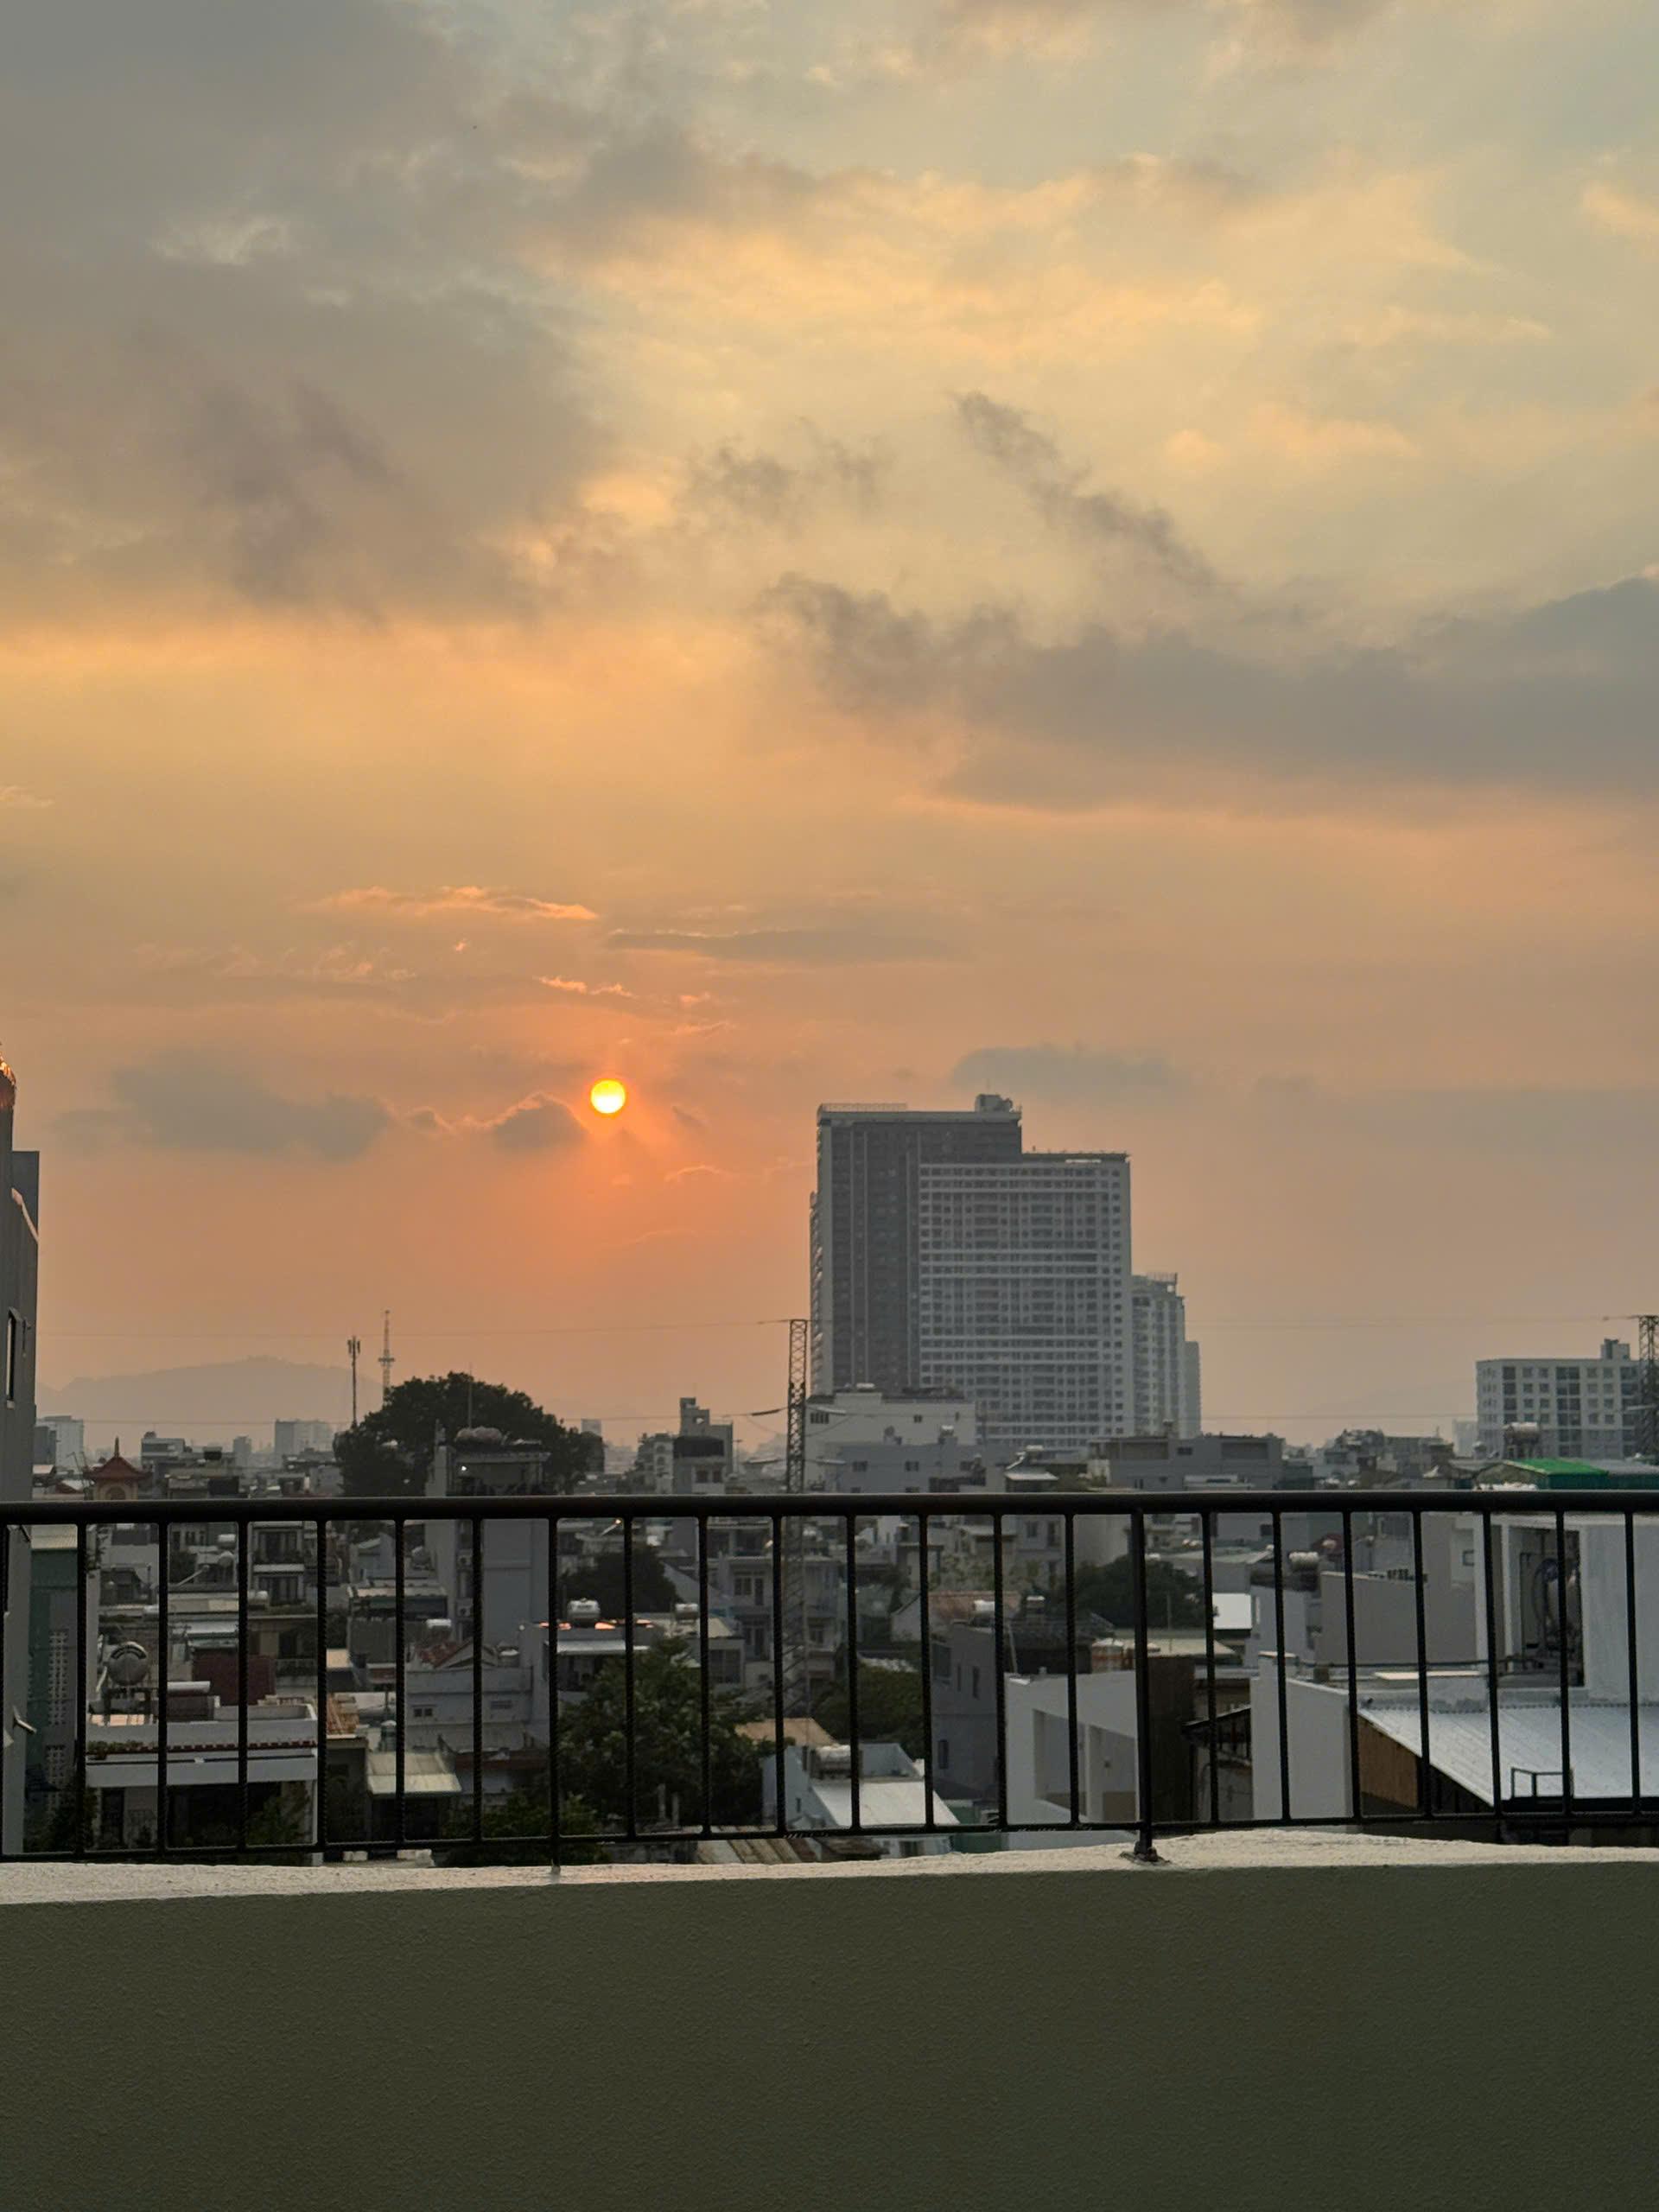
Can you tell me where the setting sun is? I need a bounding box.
[588,1077,628,1117]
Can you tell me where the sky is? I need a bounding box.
[5,0,1658,1447]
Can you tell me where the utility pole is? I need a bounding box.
[378,1309,394,1408]
[778,1318,811,1719]
[346,1336,362,1427]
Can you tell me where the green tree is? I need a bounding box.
[558,1544,677,1619]
[815,1661,927,1760]
[561,1644,763,1832]
[1069,1556,1205,1630]
[435,1783,603,1867]
[335,1372,599,1498]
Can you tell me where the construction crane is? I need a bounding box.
[378,1309,395,1408]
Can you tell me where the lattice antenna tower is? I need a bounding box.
[378,1309,395,1408]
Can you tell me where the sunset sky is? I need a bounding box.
[5,0,1658,1446]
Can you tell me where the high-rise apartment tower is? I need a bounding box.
[812,1098,1133,1465]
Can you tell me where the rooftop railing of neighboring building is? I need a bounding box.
[4,1487,1659,1866]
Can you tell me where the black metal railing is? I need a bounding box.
[3,1487,1656,1866]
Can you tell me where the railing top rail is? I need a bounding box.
[10,1485,1659,1523]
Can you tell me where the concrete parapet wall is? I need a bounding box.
[2,1833,1654,2211]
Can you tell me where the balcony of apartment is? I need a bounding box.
[6,1486,1659,2209]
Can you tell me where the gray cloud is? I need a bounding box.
[951,1043,1189,1103]
[56,1052,391,1159]
[956,392,1216,589]
[607,925,951,964]
[0,0,658,616]
[764,570,1659,802]
[482,1094,586,1153]
[683,431,889,531]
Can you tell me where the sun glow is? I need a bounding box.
[589,1077,629,1116]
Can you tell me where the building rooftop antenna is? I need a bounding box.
[379,1310,395,1408]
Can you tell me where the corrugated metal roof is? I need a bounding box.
[1360,1698,1659,1806]
[809,1778,959,1829]
[365,1750,462,1798]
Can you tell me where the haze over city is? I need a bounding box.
[6,0,1659,1443]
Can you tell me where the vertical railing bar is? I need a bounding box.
[918,1509,937,1833]
[0,1522,8,1864]
[1065,1511,1080,1827]
[697,1517,713,1839]
[1342,1508,1362,1826]
[1625,1509,1641,1816]
[393,1513,407,1854]
[471,1513,484,1847]
[771,1520,786,1835]
[73,1521,88,1857]
[1200,1505,1218,1827]
[1411,1508,1432,1821]
[156,1516,170,1856]
[1481,1512,1502,1836]
[1555,1507,1573,1832]
[547,1517,560,1856]
[845,1517,861,1834]
[236,1519,250,1852]
[990,1507,1007,1834]
[315,1515,329,1858]
[622,1518,637,1840]
[1272,1510,1291,1825]
[1129,1505,1159,1861]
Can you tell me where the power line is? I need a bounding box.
[38,1310,1638,1343]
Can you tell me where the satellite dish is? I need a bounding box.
[106,1642,150,1688]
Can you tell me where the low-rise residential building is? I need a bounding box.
[763,1738,956,1855]
[82,1685,320,1849]
[1476,1340,1647,1462]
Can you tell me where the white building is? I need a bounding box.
[1252,1503,1659,1827]
[1130,1274,1200,1438]
[1005,1666,1142,1831]
[35,1414,84,1471]
[1475,1340,1646,1461]
[274,1418,336,1459]
[919,1149,1132,1465]
[764,1739,957,1856]
[806,1385,982,1494]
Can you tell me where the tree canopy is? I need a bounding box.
[335,1371,598,1498]
[560,1643,762,1832]
[814,1660,926,1760]
[558,1543,677,1619]
[1069,1555,1205,1630]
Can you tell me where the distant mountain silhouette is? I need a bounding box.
[41,1355,353,1450]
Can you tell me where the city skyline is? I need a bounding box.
[5,0,1657,1443]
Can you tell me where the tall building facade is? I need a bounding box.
[1131,1273,1201,1437]
[811,1098,1023,1396]
[1,1057,41,1852]
[1475,1339,1644,1460]
[812,1099,1133,1466]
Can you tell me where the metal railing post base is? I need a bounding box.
[1124,1838,1166,1866]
